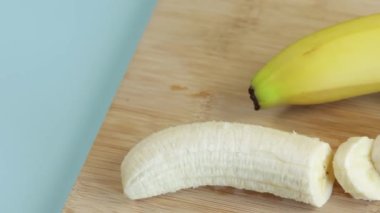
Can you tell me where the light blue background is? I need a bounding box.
[0,1,156,212]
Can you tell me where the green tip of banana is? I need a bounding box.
[249,13,380,110]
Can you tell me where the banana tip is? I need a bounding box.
[248,86,260,110]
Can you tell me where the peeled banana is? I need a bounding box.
[333,137,380,200]
[121,122,335,207]
[249,13,380,110]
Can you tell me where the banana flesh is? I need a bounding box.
[121,122,334,207]
[333,137,380,200]
[249,13,380,110]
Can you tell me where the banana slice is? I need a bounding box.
[372,136,380,174]
[121,122,334,207]
[333,137,380,200]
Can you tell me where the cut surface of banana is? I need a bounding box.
[372,136,380,174]
[333,137,380,200]
[121,122,334,207]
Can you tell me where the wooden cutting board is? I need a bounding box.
[64,0,380,212]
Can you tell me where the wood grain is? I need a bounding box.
[64,0,380,212]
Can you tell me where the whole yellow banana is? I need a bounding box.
[249,14,380,110]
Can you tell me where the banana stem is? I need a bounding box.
[248,86,261,110]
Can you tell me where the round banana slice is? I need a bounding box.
[333,137,380,200]
[372,136,380,174]
[121,122,334,207]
